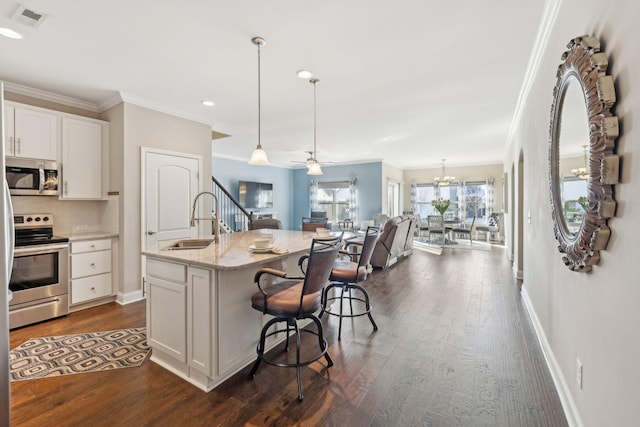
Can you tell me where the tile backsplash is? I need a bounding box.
[10,195,119,235]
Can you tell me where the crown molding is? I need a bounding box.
[117,91,211,126]
[506,0,563,146]
[3,81,103,112]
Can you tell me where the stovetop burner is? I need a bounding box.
[13,213,69,247]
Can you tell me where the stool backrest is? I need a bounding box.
[358,226,381,269]
[302,236,341,298]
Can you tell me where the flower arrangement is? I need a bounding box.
[432,198,450,215]
[577,196,588,211]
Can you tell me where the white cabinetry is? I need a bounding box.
[146,258,216,379]
[4,103,58,160]
[70,239,113,305]
[61,117,109,200]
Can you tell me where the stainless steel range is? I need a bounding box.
[9,213,69,329]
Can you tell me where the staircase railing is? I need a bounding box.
[212,176,252,232]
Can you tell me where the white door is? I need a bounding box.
[142,148,200,250]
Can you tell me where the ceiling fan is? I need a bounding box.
[291,150,335,168]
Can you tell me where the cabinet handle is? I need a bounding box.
[90,287,95,291]
[64,181,68,196]
[16,137,21,155]
[147,230,156,235]
[90,263,96,268]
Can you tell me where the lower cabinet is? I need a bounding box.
[144,253,296,392]
[70,238,113,305]
[145,258,216,381]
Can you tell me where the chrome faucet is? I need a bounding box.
[190,191,220,243]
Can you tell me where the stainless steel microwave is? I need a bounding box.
[5,157,60,196]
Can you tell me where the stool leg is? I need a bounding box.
[355,284,378,331]
[338,284,346,341]
[248,317,281,379]
[348,286,354,315]
[293,319,303,401]
[319,283,336,319]
[310,314,333,367]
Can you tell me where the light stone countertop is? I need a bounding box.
[62,231,119,241]
[142,229,325,271]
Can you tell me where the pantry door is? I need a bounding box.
[142,147,201,250]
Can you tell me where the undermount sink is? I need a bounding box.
[163,238,214,251]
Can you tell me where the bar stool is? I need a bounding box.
[247,236,341,401]
[320,226,380,340]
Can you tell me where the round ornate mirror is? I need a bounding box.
[549,35,619,272]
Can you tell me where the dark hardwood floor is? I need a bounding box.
[9,245,568,426]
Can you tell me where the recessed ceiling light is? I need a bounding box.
[0,27,23,39]
[297,70,312,79]
[201,100,215,107]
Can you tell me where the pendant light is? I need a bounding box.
[307,78,323,175]
[434,159,456,186]
[248,37,270,165]
[571,145,589,179]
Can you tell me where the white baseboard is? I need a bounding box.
[521,287,583,427]
[116,289,145,305]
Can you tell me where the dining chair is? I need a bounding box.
[302,216,328,231]
[247,235,341,401]
[427,215,446,245]
[248,218,282,230]
[451,216,476,244]
[320,226,380,340]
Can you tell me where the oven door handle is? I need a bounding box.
[14,243,70,254]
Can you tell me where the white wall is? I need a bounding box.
[505,0,640,425]
[101,103,211,302]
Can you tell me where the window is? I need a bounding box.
[387,181,401,217]
[437,185,460,220]
[414,184,459,219]
[317,181,350,223]
[414,181,488,223]
[463,182,487,222]
[415,184,436,217]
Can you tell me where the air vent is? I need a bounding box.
[12,5,48,28]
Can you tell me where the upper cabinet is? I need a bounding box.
[4,103,58,160]
[4,100,110,200]
[61,116,109,200]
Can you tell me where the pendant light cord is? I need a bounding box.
[257,40,262,149]
[313,80,317,159]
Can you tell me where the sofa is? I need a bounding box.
[370,215,416,268]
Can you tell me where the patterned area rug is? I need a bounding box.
[9,328,150,381]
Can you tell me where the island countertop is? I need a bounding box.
[142,229,322,270]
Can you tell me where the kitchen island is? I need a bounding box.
[141,229,320,392]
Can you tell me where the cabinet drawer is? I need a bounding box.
[71,273,112,304]
[72,250,111,278]
[71,239,111,254]
[147,258,187,283]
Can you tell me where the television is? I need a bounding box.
[239,180,273,210]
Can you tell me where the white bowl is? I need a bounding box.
[253,238,272,249]
[316,228,331,237]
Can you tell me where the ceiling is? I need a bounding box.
[0,1,545,169]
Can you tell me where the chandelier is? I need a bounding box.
[248,36,270,165]
[307,78,323,175]
[571,145,589,180]
[434,159,456,186]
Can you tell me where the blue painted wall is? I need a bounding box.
[292,162,383,230]
[212,156,382,230]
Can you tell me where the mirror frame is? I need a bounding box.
[549,35,619,272]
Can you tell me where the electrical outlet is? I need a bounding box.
[73,224,89,232]
[576,358,583,389]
